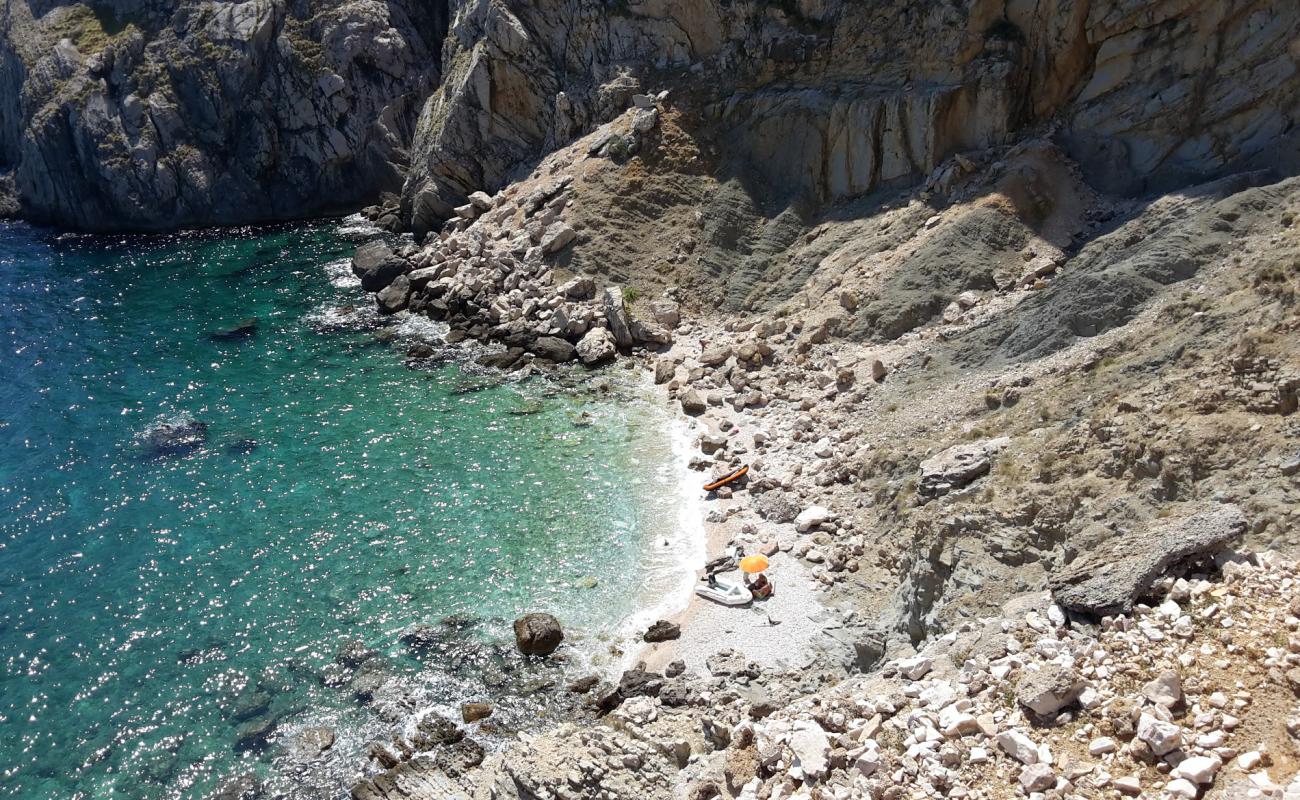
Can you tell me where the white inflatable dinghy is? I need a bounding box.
[695,576,752,606]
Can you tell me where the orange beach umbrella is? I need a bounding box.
[739,554,769,574]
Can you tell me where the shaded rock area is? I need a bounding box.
[1050,504,1248,616]
[0,0,448,231]
[209,318,258,342]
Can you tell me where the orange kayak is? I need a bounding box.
[704,465,748,492]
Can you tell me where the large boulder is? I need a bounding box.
[918,437,1011,497]
[513,613,564,656]
[678,388,706,415]
[643,620,681,642]
[1049,505,1247,616]
[352,243,409,292]
[576,327,616,366]
[557,276,596,300]
[699,345,732,368]
[531,336,577,362]
[617,668,664,697]
[630,318,672,346]
[375,274,411,314]
[649,300,681,328]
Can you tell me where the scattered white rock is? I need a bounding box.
[795,505,832,532]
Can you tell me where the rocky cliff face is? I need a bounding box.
[402,0,1300,239]
[0,0,447,231]
[4,0,1297,234]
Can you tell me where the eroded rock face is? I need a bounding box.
[402,0,1300,238]
[0,0,447,231]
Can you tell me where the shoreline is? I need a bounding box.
[629,338,839,678]
[606,390,709,676]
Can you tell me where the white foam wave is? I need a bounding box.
[324,256,361,289]
[335,213,383,241]
[391,314,449,343]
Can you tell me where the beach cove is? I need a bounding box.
[0,218,704,799]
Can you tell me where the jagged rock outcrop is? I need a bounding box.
[1050,504,1247,616]
[403,0,1300,239]
[0,0,447,231]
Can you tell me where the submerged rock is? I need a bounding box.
[209,318,259,342]
[513,613,564,656]
[137,414,208,456]
[224,439,259,456]
[233,716,277,753]
[335,638,379,669]
[290,726,336,760]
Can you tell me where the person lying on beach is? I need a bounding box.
[746,573,773,600]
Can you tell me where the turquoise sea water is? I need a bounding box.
[0,219,694,798]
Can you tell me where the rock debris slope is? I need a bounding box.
[336,88,1300,797]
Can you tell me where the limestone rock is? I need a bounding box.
[649,300,681,328]
[1141,670,1183,708]
[795,505,832,532]
[375,274,411,315]
[558,276,596,300]
[540,223,577,254]
[996,730,1039,765]
[602,287,633,348]
[918,438,1010,497]
[700,346,733,368]
[679,388,706,415]
[1136,713,1182,756]
[576,328,616,366]
[788,724,830,780]
[401,0,1300,244]
[1050,505,1247,616]
[1016,663,1084,716]
[1019,763,1055,792]
[1172,755,1221,784]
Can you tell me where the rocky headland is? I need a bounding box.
[5,2,1300,799]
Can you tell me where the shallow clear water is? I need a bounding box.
[0,220,693,799]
